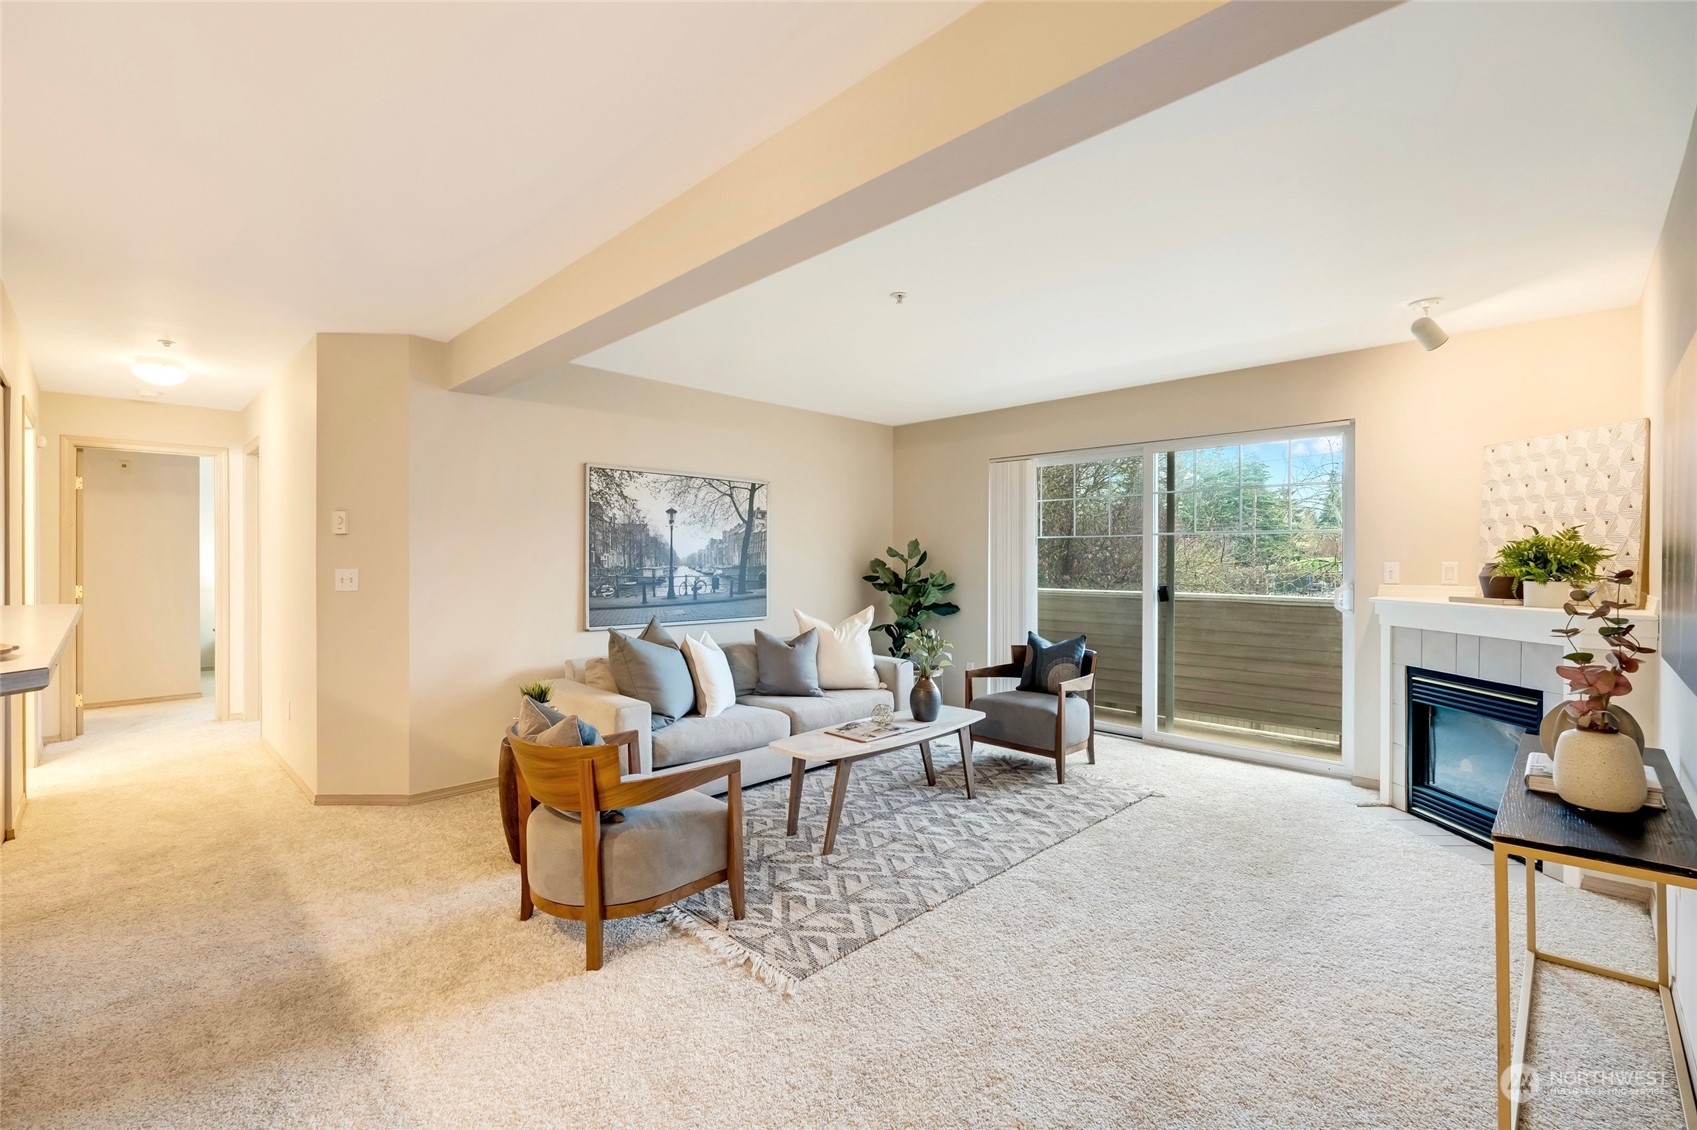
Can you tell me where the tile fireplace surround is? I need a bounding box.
[1371,586,1662,810]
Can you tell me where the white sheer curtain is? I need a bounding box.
[987,458,1038,675]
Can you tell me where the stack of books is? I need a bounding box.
[1524,750,1665,810]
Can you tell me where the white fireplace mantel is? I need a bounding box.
[1371,586,1661,806]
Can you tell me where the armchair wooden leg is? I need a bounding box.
[584,916,603,972]
[1086,692,1097,764]
[727,767,746,920]
[1055,752,1066,784]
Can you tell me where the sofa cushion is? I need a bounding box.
[972,689,1090,750]
[607,629,695,727]
[650,704,790,769]
[526,789,727,907]
[754,628,824,697]
[722,642,760,696]
[681,631,737,718]
[737,689,893,734]
[795,606,880,689]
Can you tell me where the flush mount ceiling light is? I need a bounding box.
[1408,299,1449,351]
[132,338,187,386]
[889,291,908,305]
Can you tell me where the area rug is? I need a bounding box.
[666,742,1156,990]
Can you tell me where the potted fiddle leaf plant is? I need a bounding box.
[899,627,953,723]
[864,539,960,657]
[1494,525,1611,608]
[1548,568,1653,811]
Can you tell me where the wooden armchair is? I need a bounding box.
[508,732,745,971]
[964,644,1097,783]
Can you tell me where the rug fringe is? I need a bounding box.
[656,906,799,997]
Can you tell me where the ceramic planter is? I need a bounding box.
[910,674,941,722]
[1521,580,1574,609]
[1553,726,1647,812]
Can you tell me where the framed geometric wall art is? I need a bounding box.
[1480,418,1649,607]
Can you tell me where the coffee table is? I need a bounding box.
[775,705,985,856]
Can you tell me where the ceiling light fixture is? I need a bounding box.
[890,291,908,305]
[132,338,187,386]
[1408,299,1449,351]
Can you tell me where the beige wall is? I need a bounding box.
[893,305,1644,782]
[313,334,413,797]
[1641,109,1697,1071]
[37,392,246,735]
[2,282,47,835]
[243,341,318,792]
[80,449,201,705]
[406,364,894,794]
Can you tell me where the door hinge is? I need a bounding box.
[74,585,83,601]
[74,694,83,709]
[74,476,83,490]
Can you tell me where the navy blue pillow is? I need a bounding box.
[1018,632,1087,694]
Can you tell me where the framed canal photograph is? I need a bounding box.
[585,464,769,630]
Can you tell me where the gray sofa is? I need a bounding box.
[549,642,914,794]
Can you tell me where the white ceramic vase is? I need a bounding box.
[1522,580,1573,609]
[1552,727,1647,812]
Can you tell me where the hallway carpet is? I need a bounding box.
[1,696,1683,1128]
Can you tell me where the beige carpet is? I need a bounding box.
[1,696,1683,1128]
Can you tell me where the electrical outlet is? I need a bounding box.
[334,568,359,592]
[1441,561,1459,585]
[1383,561,1401,584]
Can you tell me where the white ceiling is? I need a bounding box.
[0,2,968,409]
[581,1,1697,425]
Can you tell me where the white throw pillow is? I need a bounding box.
[682,632,738,718]
[794,607,880,690]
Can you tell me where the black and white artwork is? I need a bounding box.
[585,465,768,630]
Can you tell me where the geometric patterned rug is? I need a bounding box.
[667,740,1155,990]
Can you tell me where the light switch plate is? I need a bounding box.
[334,568,359,592]
[1383,561,1401,584]
[332,510,348,535]
[1440,561,1459,585]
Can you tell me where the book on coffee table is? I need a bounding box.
[825,718,924,743]
[1524,750,1665,809]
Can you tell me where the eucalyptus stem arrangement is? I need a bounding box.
[1551,568,1652,734]
[898,627,954,680]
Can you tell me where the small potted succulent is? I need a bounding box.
[899,627,953,723]
[518,680,552,705]
[1549,569,1653,811]
[1493,525,1611,608]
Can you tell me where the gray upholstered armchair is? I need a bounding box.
[964,644,1097,783]
[508,732,745,971]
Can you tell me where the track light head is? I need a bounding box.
[1409,298,1449,351]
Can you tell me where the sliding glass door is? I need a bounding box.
[1034,426,1350,767]
[1036,452,1144,727]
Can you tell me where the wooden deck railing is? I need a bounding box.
[1037,588,1342,745]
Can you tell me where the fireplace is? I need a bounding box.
[1407,667,1545,845]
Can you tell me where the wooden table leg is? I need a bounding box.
[958,726,976,800]
[1494,844,1512,1130]
[918,740,937,786]
[786,757,805,836]
[822,759,853,856]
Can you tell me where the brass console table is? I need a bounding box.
[1492,736,1697,1129]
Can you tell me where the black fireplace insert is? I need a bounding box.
[1407,667,1544,845]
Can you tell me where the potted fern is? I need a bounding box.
[1493,525,1611,609]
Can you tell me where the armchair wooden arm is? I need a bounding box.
[602,757,741,808]
[603,729,642,776]
[964,661,1022,708]
[1057,673,1095,697]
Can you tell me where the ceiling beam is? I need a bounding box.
[445,0,1397,394]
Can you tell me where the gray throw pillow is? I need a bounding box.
[515,696,602,746]
[639,616,678,648]
[607,629,696,727]
[753,628,825,697]
[1018,631,1087,694]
